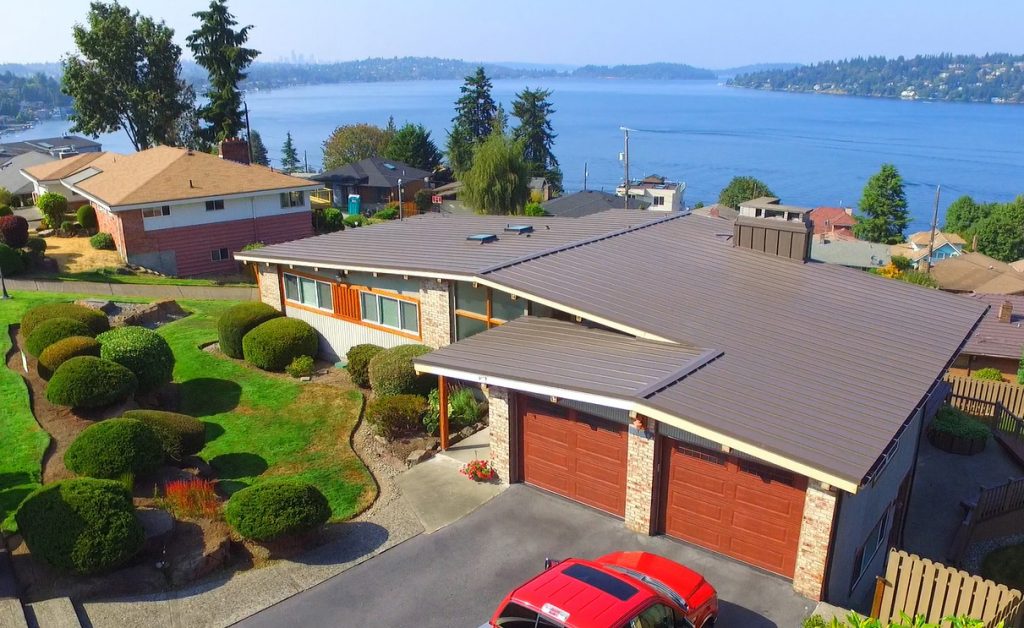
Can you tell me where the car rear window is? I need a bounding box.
[496,602,562,627]
[562,563,638,601]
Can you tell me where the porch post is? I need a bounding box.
[439,375,449,450]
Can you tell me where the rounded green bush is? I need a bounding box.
[368,344,435,397]
[345,344,384,388]
[0,204,11,217]
[285,355,315,378]
[121,409,205,460]
[225,480,330,542]
[25,236,46,256]
[216,302,282,359]
[76,205,98,230]
[89,232,114,250]
[25,317,92,357]
[0,215,29,248]
[46,356,137,409]
[366,394,428,439]
[37,192,68,229]
[320,207,344,232]
[343,213,366,228]
[21,302,110,337]
[972,368,1005,382]
[0,243,24,276]
[97,326,175,392]
[932,405,990,440]
[14,478,144,574]
[65,418,164,479]
[242,317,318,371]
[37,335,101,379]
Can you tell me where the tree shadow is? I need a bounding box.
[203,421,225,444]
[718,600,779,627]
[209,452,268,479]
[176,378,242,415]
[291,521,391,566]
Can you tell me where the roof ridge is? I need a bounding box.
[632,348,724,399]
[478,211,688,275]
[117,147,189,202]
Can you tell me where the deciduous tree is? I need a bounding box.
[322,123,391,170]
[943,195,988,237]
[384,123,441,171]
[281,132,300,173]
[853,164,909,244]
[972,196,1024,262]
[717,176,775,209]
[512,87,562,193]
[461,133,530,215]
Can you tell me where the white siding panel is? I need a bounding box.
[142,193,309,232]
[286,305,413,361]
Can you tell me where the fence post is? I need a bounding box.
[871,575,888,618]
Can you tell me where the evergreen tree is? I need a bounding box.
[512,87,562,193]
[62,2,191,150]
[453,67,497,142]
[384,123,441,171]
[717,176,775,209]
[491,103,508,136]
[445,122,474,175]
[249,129,269,166]
[281,132,300,173]
[461,133,530,215]
[852,164,909,244]
[186,0,259,143]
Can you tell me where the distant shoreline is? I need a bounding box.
[726,83,1023,106]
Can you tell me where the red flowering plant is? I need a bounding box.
[163,478,220,519]
[460,459,496,482]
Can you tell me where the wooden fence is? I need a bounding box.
[946,375,1024,418]
[950,478,1024,564]
[872,549,1023,627]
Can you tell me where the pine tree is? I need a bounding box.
[249,129,269,166]
[512,87,562,193]
[384,123,441,171]
[853,164,909,244]
[445,122,474,175]
[186,0,259,143]
[453,67,496,142]
[281,132,300,173]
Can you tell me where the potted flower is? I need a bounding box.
[460,459,496,482]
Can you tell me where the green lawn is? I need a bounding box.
[37,267,255,288]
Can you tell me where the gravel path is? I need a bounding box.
[962,533,1024,576]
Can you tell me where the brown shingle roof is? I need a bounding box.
[962,294,1024,360]
[21,151,110,182]
[931,253,1024,294]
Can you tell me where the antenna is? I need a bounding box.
[619,127,633,209]
[244,101,253,164]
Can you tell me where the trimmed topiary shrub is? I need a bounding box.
[242,317,318,371]
[345,343,384,388]
[0,243,24,276]
[64,418,164,479]
[216,302,282,359]
[25,236,46,257]
[368,344,435,397]
[76,205,97,231]
[89,232,115,250]
[972,367,1005,382]
[37,192,68,229]
[285,355,316,378]
[25,317,92,357]
[37,335,101,379]
[46,356,137,409]
[0,214,29,248]
[121,409,205,460]
[97,326,175,392]
[225,480,331,542]
[21,302,110,337]
[14,478,144,574]
[366,394,428,439]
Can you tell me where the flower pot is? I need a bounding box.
[928,428,987,455]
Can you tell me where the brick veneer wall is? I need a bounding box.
[94,205,127,262]
[257,265,282,310]
[419,279,452,349]
[486,386,512,483]
[624,421,657,534]
[793,481,839,600]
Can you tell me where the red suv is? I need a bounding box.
[484,551,718,628]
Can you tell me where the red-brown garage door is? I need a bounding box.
[520,396,628,517]
[660,438,807,577]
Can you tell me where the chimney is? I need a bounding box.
[998,301,1013,323]
[218,138,250,165]
[733,197,813,262]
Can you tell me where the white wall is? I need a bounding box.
[139,192,309,231]
[35,180,86,202]
[286,304,413,361]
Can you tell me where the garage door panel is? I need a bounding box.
[666,491,726,522]
[728,537,789,573]
[731,512,792,540]
[666,516,724,548]
[668,469,728,498]
[733,485,800,518]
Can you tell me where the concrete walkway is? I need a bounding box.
[5,278,256,301]
[395,453,504,534]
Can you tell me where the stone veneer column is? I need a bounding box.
[624,420,657,534]
[419,279,452,349]
[793,481,839,600]
[485,386,511,483]
[257,265,282,311]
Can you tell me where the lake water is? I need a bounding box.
[7,79,1023,231]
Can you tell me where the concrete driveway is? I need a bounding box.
[238,485,813,627]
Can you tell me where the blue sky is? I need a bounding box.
[4,0,1022,68]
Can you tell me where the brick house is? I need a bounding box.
[235,209,985,609]
[20,151,112,210]
[312,157,432,213]
[22,144,319,276]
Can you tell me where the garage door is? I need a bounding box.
[660,439,807,577]
[520,396,628,517]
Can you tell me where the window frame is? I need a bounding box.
[652,195,666,206]
[282,271,335,313]
[359,288,420,336]
[454,283,524,340]
[211,247,230,262]
[280,190,305,208]
[850,506,892,591]
[142,205,170,218]
[205,199,225,211]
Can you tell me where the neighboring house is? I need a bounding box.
[0,134,101,160]
[691,203,739,221]
[616,174,685,211]
[23,144,318,276]
[540,190,649,217]
[811,236,891,269]
[949,295,1024,382]
[0,151,54,205]
[931,253,1024,295]
[236,208,984,610]
[20,151,112,210]
[312,157,432,212]
[810,206,857,237]
[890,230,966,265]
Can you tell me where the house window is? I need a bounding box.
[360,290,418,334]
[851,507,891,590]
[454,282,525,340]
[652,196,665,206]
[211,248,230,261]
[142,205,170,218]
[283,273,333,312]
[205,199,225,211]
[280,191,305,208]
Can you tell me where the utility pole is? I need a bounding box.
[620,127,633,209]
[243,102,253,164]
[926,184,941,273]
[583,162,588,192]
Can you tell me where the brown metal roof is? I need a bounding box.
[481,214,987,487]
[962,294,1024,360]
[415,316,720,401]
[235,210,673,275]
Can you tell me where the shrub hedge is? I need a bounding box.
[242,317,318,371]
[97,326,175,392]
[216,302,282,359]
[932,405,991,440]
[25,317,92,357]
[20,302,110,337]
[0,204,11,217]
[320,207,344,232]
[37,335,101,379]
[0,214,29,248]
[15,478,144,574]
[36,192,68,229]
[285,355,316,378]
[76,205,98,230]
[25,236,46,256]
[46,356,137,409]
[345,343,384,388]
[972,368,1005,382]
[64,418,165,479]
[343,214,366,228]
[368,344,435,397]
[0,243,23,276]
[121,409,205,460]
[423,387,483,435]
[224,480,331,541]
[89,232,115,250]
[366,394,429,439]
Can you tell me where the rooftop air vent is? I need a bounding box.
[467,233,498,244]
[383,162,396,170]
[504,224,534,235]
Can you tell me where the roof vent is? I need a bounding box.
[467,233,498,244]
[504,224,534,235]
[383,162,397,170]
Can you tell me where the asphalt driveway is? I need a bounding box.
[237,485,813,627]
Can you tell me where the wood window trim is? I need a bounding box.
[282,271,334,313]
[454,284,512,330]
[356,287,423,340]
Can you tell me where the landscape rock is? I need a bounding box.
[75,299,117,314]
[167,519,231,586]
[137,508,175,552]
[114,299,186,327]
[181,455,215,478]
[405,449,433,467]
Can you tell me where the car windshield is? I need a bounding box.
[606,565,688,611]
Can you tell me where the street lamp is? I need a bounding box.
[619,127,634,209]
[397,178,404,221]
